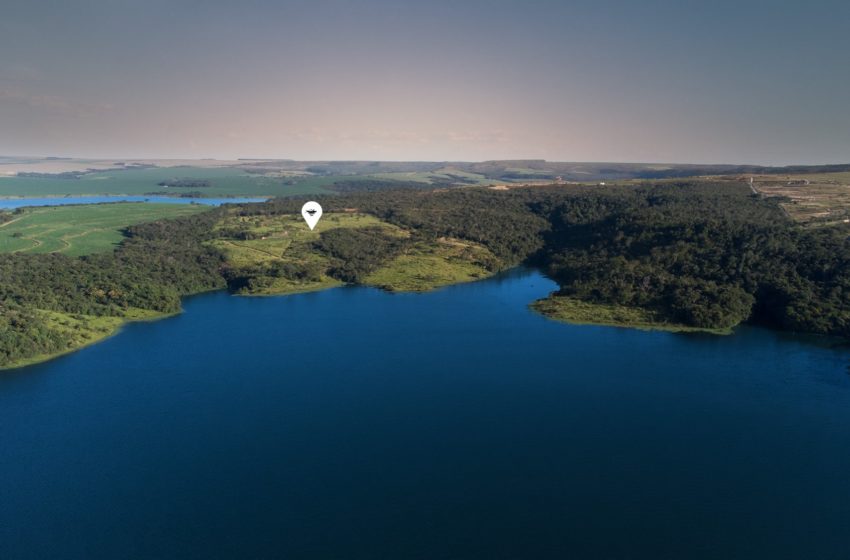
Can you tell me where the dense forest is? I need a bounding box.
[0,210,227,364]
[538,183,850,331]
[2,180,850,367]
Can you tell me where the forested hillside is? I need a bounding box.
[2,180,849,368]
[242,182,850,335]
[538,183,850,333]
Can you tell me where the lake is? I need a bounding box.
[1,269,849,559]
[0,195,266,209]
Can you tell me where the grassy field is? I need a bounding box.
[210,212,403,264]
[372,166,497,185]
[748,172,850,225]
[531,296,730,334]
[0,166,359,198]
[210,212,402,295]
[210,210,499,295]
[0,202,209,256]
[364,238,495,291]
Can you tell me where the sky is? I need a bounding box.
[1,0,848,164]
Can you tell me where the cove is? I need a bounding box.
[1,269,849,559]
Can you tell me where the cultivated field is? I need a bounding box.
[0,203,209,256]
[371,166,497,185]
[749,172,850,225]
[364,237,496,291]
[0,166,356,198]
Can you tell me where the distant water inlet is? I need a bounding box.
[0,195,267,209]
[1,269,849,559]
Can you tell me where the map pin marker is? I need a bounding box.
[301,201,323,230]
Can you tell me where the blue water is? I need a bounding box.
[1,269,849,559]
[0,195,266,209]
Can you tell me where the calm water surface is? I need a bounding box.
[1,269,849,559]
[0,195,266,209]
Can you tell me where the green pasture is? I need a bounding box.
[0,202,209,256]
[364,239,495,291]
[0,166,358,197]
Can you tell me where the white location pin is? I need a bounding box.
[301,201,323,230]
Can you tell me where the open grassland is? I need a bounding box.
[210,211,498,295]
[209,212,402,295]
[364,238,496,291]
[210,212,404,265]
[0,166,359,198]
[531,296,730,334]
[0,203,209,256]
[749,172,850,225]
[371,166,497,185]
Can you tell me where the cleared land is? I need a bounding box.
[371,166,497,185]
[364,237,496,291]
[748,172,850,225]
[208,212,399,295]
[210,211,497,295]
[0,203,209,256]
[0,166,358,198]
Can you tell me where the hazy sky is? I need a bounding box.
[1,0,848,164]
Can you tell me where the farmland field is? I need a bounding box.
[0,203,210,256]
[0,166,358,198]
[749,171,850,225]
[363,238,496,291]
[371,166,496,185]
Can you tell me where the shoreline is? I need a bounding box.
[1,267,504,371]
[8,269,832,372]
[530,296,734,335]
[0,309,180,372]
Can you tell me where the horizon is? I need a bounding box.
[3,154,850,168]
[2,0,849,165]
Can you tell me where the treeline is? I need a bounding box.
[1,210,228,366]
[251,182,850,335]
[0,209,226,332]
[158,179,211,188]
[231,188,551,264]
[0,301,71,365]
[329,179,444,193]
[4,180,850,367]
[315,227,410,282]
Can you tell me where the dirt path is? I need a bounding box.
[0,215,27,229]
[12,236,41,253]
[222,239,285,259]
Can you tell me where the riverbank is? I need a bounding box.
[1,307,175,371]
[3,275,736,371]
[1,209,502,371]
[4,269,849,560]
[1,263,498,371]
